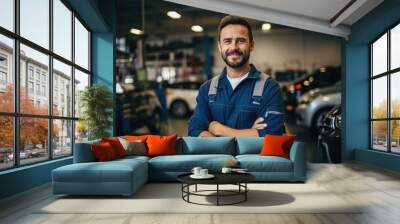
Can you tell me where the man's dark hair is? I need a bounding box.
[218,15,253,42]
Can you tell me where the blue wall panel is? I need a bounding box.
[66,0,109,32]
[92,32,115,135]
[92,0,116,135]
[344,0,400,171]
[355,149,400,172]
[343,44,369,159]
[0,158,72,199]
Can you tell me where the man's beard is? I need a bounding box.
[221,49,250,69]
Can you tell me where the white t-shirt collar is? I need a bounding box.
[227,72,249,90]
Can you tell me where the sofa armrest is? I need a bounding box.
[289,141,307,181]
[73,142,97,163]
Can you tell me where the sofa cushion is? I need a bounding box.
[148,154,235,172]
[115,155,150,163]
[73,139,100,163]
[118,137,147,156]
[260,135,296,159]
[52,159,147,183]
[124,135,148,141]
[236,155,293,172]
[101,137,127,158]
[178,137,235,155]
[91,142,118,161]
[236,137,263,155]
[147,135,177,157]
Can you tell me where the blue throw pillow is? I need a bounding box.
[179,137,235,155]
[73,139,100,163]
[236,137,264,155]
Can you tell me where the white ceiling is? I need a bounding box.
[226,0,352,21]
[164,0,384,39]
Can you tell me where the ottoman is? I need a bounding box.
[52,158,148,196]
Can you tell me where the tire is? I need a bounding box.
[311,108,332,134]
[170,100,189,118]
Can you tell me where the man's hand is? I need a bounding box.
[209,121,224,136]
[252,117,267,130]
[199,131,215,137]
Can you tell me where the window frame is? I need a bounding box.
[0,0,92,171]
[370,20,400,154]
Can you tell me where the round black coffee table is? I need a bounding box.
[177,173,255,206]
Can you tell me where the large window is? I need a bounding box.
[370,22,400,154]
[0,0,91,170]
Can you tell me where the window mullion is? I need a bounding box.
[49,0,54,160]
[71,10,76,155]
[388,30,391,153]
[13,0,20,167]
[370,45,373,149]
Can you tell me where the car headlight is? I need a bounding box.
[299,96,311,104]
[299,90,320,105]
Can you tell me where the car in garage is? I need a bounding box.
[317,105,342,163]
[274,70,306,87]
[116,81,164,135]
[282,66,341,113]
[166,81,202,118]
[295,83,341,131]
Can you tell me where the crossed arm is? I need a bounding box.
[199,117,267,137]
[188,80,284,137]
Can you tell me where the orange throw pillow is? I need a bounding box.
[260,135,296,159]
[101,137,126,158]
[146,134,177,157]
[124,135,148,141]
[91,142,117,161]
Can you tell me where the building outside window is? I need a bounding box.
[28,81,34,94]
[370,22,400,154]
[0,71,7,92]
[41,73,46,83]
[0,54,7,90]
[28,66,34,80]
[35,83,40,95]
[54,88,58,103]
[41,85,46,97]
[35,70,40,81]
[0,54,7,67]
[0,71,6,84]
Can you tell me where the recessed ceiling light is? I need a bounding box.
[167,11,181,19]
[261,23,271,32]
[191,25,203,33]
[130,28,143,35]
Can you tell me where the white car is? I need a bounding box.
[166,82,202,117]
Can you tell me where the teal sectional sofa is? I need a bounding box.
[52,137,306,196]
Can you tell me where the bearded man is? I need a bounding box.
[188,15,284,137]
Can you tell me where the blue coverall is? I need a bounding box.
[188,65,284,137]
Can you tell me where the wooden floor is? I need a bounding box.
[1,162,400,224]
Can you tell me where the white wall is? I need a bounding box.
[212,30,342,75]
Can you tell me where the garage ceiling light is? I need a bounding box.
[167,11,181,19]
[130,28,143,35]
[191,25,203,32]
[262,23,271,32]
